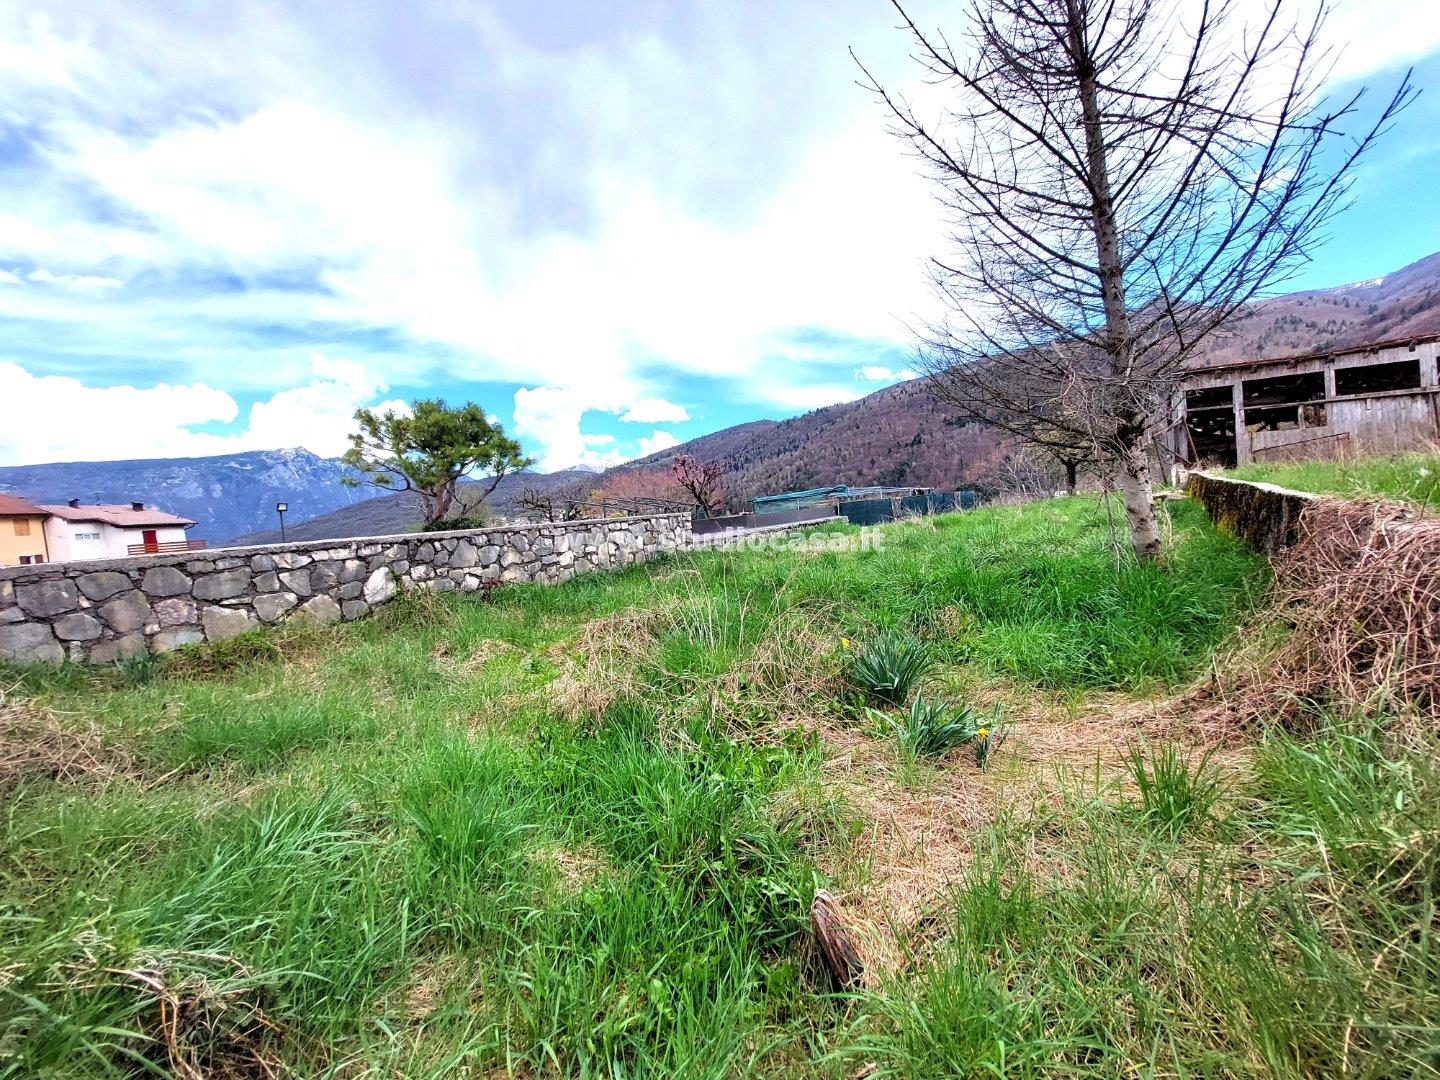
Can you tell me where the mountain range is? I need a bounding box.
[0,449,372,544]
[616,248,1440,503]
[3,249,1436,544]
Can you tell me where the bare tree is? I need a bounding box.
[670,455,727,517]
[858,0,1412,561]
[515,480,598,522]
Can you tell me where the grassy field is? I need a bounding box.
[2,497,1436,1077]
[1225,450,1440,507]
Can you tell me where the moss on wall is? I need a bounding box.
[1184,472,1317,554]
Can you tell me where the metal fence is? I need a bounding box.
[839,490,975,526]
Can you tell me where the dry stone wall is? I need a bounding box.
[0,514,690,665]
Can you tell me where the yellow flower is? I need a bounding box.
[975,728,989,739]
[841,637,851,649]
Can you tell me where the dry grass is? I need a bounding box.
[0,683,136,796]
[810,684,1254,975]
[1213,497,1440,723]
[546,604,680,719]
[530,843,612,891]
[65,936,284,1079]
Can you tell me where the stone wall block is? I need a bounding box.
[15,580,79,617]
[89,634,147,664]
[154,597,198,627]
[193,568,251,601]
[296,595,342,624]
[0,622,63,663]
[202,605,258,642]
[279,568,312,597]
[142,566,192,597]
[363,567,396,605]
[254,591,300,623]
[77,571,133,601]
[154,628,203,652]
[54,612,103,641]
[100,590,153,633]
[309,562,341,592]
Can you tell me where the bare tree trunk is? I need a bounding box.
[1114,434,1162,562]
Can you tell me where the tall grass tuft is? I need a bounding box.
[1123,741,1223,836]
[880,694,980,763]
[847,627,934,706]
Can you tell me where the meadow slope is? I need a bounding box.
[2,498,1436,1077]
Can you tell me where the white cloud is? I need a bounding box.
[512,386,693,471]
[637,430,680,457]
[855,364,918,382]
[244,356,409,457]
[511,386,628,472]
[0,361,237,463]
[0,355,402,463]
[26,268,123,290]
[618,397,691,423]
[0,0,1431,466]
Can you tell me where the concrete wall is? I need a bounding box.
[0,513,690,665]
[1185,472,1317,554]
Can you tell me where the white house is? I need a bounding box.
[41,501,200,562]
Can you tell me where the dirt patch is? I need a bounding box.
[813,690,1252,973]
[531,844,612,890]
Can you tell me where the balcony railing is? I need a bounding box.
[126,539,208,556]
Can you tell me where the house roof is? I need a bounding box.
[39,504,197,528]
[0,494,47,518]
[1181,331,1440,379]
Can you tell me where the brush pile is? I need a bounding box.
[1236,498,1440,721]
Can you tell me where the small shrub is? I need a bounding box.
[881,694,979,761]
[846,627,933,706]
[1123,741,1223,836]
[115,650,162,688]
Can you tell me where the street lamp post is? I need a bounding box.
[276,501,288,543]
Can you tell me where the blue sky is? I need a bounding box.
[0,1,1435,470]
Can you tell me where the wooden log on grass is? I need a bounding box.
[811,889,865,988]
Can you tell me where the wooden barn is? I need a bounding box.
[1168,333,1440,467]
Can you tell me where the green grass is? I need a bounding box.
[849,718,1440,1077]
[1225,450,1440,507]
[7,495,1428,1076]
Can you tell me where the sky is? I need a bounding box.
[0,1,1436,472]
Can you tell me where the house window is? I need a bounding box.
[74,531,101,541]
[19,555,33,565]
[13,518,29,536]
[1334,358,1421,396]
